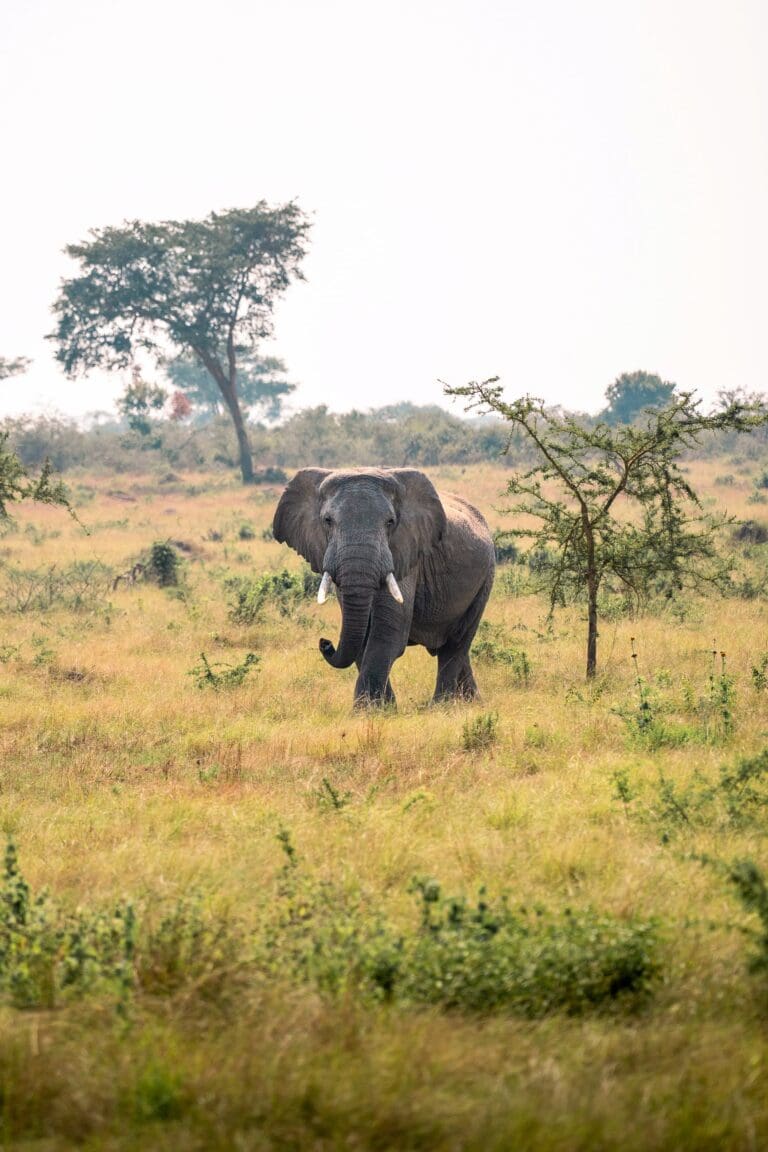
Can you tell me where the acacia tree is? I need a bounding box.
[49,202,311,483]
[445,378,768,678]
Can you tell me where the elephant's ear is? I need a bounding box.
[273,468,331,572]
[390,469,447,575]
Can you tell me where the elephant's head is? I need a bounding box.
[273,468,446,669]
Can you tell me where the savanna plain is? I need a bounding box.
[2,456,768,1151]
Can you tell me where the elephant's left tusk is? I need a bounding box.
[317,571,333,604]
[386,572,404,604]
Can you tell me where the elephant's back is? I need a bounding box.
[438,491,495,558]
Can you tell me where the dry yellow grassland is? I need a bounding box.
[0,456,766,1149]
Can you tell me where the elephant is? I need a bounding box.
[272,467,495,707]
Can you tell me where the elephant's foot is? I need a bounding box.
[353,692,397,711]
[431,683,479,705]
[433,652,478,702]
[354,675,396,710]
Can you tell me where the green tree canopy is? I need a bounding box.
[601,371,677,425]
[446,377,768,678]
[49,201,311,483]
[0,356,31,381]
[163,349,295,423]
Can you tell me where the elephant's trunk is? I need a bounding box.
[319,587,374,669]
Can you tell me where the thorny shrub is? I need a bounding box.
[188,651,259,690]
[0,560,113,613]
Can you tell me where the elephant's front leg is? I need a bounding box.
[354,587,411,708]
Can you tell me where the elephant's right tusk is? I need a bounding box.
[386,572,404,604]
[317,571,333,604]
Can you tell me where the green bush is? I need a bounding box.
[257,832,399,999]
[0,841,245,1011]
[147,541,181,587]
[0,840,133,1009]
[400,880,659,1015]
[0,839,660,1019]
[258,843,660,1016]
[617,645,736,748]
[227,566,321,624]
[135,894,244,1004]
[752,654,768,691]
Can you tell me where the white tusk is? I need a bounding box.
[317,571,333,604]
[386,572,404,604]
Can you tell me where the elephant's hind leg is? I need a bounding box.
[431,573,493,703]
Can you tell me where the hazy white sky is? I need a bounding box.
[1,0,766,422]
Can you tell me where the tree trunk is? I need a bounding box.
[586,580,598,679]
[585,526,598,679]
[219,380,254,484]
[196,350,255,485]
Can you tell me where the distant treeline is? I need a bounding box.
[1,403,521,476]
[2,400,764,479]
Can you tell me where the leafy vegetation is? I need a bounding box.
[461,710,499,750]
[0,402,518,477]
[725,860,768,978]
[163,349,296,423]
[227,565,320,624]
[472,621,531,683]
[0,835,658,1020]
[257,837,660,1015]
[613,745,768,834]
[0,840,244,1012]
[188,651,259,690]
[0,430,70,520]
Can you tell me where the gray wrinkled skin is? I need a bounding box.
[273,468,495,707]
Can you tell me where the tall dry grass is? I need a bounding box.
[0,457,766,1148]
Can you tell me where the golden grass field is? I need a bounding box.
[1,456,767,1150]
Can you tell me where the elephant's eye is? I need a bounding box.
[323,515,333,528]
[386,516,396,529]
